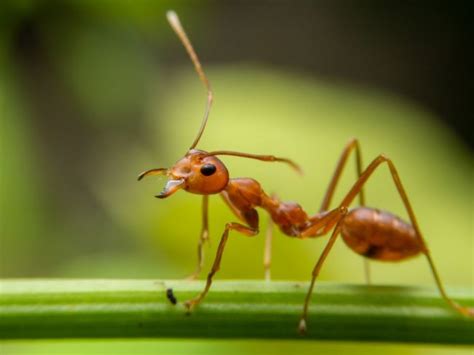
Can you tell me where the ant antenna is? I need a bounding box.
[167,10,213,151]
[208,150,303,175]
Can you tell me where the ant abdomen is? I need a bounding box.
[341,207,422,261]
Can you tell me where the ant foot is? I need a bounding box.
[453,302,474,318]
[185,272,199,281]
[298,318,307,335]
[460,307,474,318]
[183,298,199,314]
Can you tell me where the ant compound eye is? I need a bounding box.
[200,164,217,176]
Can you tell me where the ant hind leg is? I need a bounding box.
[319,138,371,284]
[299,214,347,334]
[301,154,472,334]
[340,155,474,318]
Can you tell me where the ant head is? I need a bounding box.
[138,150,229,198]
[138,12,222,199]
[171,150,229,195]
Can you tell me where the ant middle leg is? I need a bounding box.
[184,221,258,311]
[263,193,280,281]
[187,195,209,280]
[263,216,273,281]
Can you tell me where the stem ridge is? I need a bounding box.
[0,280,472,344]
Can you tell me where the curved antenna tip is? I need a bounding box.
[166,10,179,24]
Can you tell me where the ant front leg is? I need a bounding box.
[184,221,258,311]
[221,189,273,281]
[187,195,209,280]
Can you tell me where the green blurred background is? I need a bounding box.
[1,1,472,354]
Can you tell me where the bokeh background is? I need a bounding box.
[1,1,472,354]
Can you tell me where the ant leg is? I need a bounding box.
[264,216,273,281]
[318,139,371,284]
[302,206,348,238]
[363,259,371,285]
[184,222,258,311]
[223,190,276,279]
[263,193,279,281]
[187,195,209,280]
[340,155,473,317]
[319,138,365,212]
[299,215,347,334]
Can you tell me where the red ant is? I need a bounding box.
[139,11,473,333]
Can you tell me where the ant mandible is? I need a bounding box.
[139,11,473,333]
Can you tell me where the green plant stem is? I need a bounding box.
[0,280,473,344]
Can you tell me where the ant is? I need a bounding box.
[139,11,473,333]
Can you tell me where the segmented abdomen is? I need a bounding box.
[341,207,422,261]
